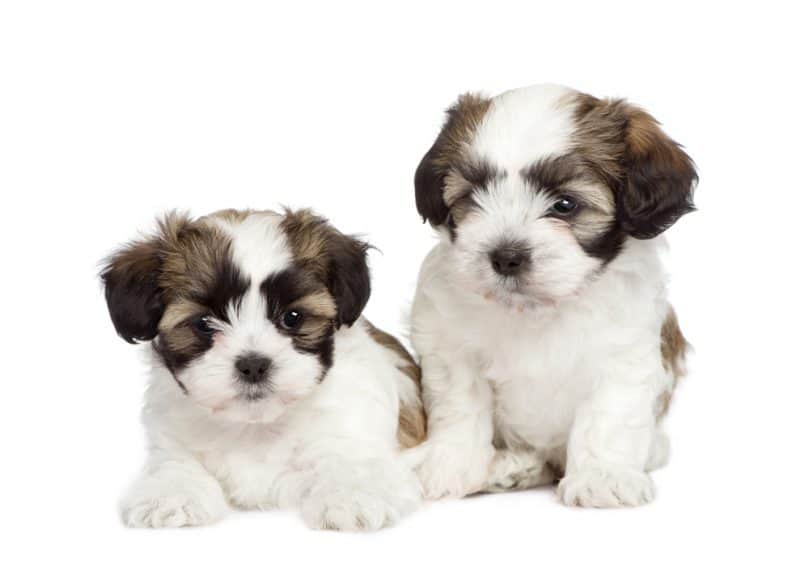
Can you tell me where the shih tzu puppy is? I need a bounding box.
[408,84,696,507]
[101,208,425,529]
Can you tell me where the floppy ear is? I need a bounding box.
[280,209,372,329]
[325,231,371,328]
[415,93,491,226]
[618,105,698,239]
[100,213,190,343]
[101,237,164,343]
[415,140,451,227]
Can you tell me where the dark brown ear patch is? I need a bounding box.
[415,93,491,227]
[101,238,165,343]
[571,94,697,240]
[619,106,697,238]
[100,213,196,343]
[100,212,241,348]
[280,209,371,328]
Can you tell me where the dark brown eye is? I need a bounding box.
[552,196,578,216]
[281,309,303,330]
[192,315,215,336]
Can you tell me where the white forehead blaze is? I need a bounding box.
[209,213,294,348]
[471,83,576,174]
[213,212,293,287]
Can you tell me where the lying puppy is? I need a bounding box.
[102,208,425,529]
[409,84,696,506]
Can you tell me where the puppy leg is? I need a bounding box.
[558,379,658,508]
[646,429,670,471]
[298,447,422,532]
[405,354,496,500]
[121,452,228,528]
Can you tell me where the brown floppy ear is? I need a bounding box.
[280,209,371,328]
[415,93,491,226]
[618,105,698,239]
[100,213,190,343]
[324,231,371,328]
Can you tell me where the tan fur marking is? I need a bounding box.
[658,307,689,418]
[154,213,234,299]
[129,212,239,364]
[278,209,333,279]
[429,94,492,209]
[433,93,491,174]
[160,299,206,331]
[569,91,695,199]
[206,208,254,224]
[443,168,473,205]
[364,321,426,448]
[291,289,338,351]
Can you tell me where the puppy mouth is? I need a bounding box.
[481,273,559,308]
[239,384,272,402]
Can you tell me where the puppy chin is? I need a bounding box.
[185,380,296,425]
[205,395,291,424]
[479,281,559,311]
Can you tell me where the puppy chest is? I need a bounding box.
[486,349,595,450]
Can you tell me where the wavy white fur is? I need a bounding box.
[408,85,688,507]
[112,212,422,530]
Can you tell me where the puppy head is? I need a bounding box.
[101,209,370,423]
[415,84,697,306]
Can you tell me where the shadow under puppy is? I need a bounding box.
[101,208,425,530]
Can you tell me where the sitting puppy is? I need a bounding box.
[102,208,425,529]
[409,84,696,507]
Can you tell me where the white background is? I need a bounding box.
[1,1,807,568]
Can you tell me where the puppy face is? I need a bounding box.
[101,209,370,423]
[415,84,697,306]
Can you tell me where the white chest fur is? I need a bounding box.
[411,237,672,455]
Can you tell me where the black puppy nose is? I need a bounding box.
[490,246,530,276]
[235,354,272,384]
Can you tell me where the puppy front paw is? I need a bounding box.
[301,467,421,531]
[411,440,493,500]
[121,478,227,528]
[301,488,415,532]
[558,467,655,508]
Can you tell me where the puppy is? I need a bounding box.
[101,208,425,529]
[408,84,696,507]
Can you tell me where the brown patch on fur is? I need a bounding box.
[566,92,627,188]
[364,321,426,449]
[160,299,207,354]
[521,153,617,248]
[279,209,333,278]
[206,208,255,224]
[415,93,492,227]
[155,216,235,302]
[569,92,697,240]
[102,211,250,373]
[279,209,371,327]
[431,94,492,176]
[657,307,689,418]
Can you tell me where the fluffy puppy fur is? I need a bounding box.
[101,208,425,529]
[408,84,696,507]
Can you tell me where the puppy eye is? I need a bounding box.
[192,315,215,336]
[551,196,578,216]
[280,309,303,330]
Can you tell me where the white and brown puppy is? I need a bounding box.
[408,84,696,507]
[102,209,425,529]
